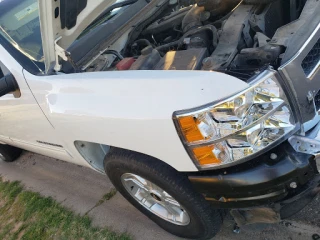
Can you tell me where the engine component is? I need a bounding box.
[142,6,192,35]
[197,0,283,10]
[254,32,270,47]
[233,44,282,68]
[104,50,124,60]
[86,55,109,72]
[155,24,218,53]
[132,39,153,48]
[130,46,161,70]
[94,0,291,74]
[181,5,213,49]
[249,0,285,38]
[202,5,254,71]
[196,0,240,17]
[116,57,136,70]
[245,0,283,4]
[181,5,206,32]
[131,39,154,56]
[155,48,208,70]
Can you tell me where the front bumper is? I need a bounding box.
[188,140,320,217]
[289,121,320,171]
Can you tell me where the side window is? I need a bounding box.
[0,0,44,74]
[0,0,43,61]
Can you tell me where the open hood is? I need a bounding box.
[39,0,117,73]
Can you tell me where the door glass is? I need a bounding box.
[0,0,43,62]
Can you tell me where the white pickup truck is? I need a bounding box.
[0,0,319,239]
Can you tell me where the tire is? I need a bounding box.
[0,144,22,162]
[104,148,223,240]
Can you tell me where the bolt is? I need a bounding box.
[202,57,213,68]
[183,37,191,45]
[290,182,297,189]
[233,224,241,234]
[312,234,320,240]
[270,153,278,160]
[307,91,314,102]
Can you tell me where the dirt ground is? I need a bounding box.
[0,151,319,240]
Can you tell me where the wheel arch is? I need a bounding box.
[74,140,178,174]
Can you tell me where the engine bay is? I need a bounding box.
[84,0,307,80]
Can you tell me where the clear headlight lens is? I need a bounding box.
[174,70,297,169]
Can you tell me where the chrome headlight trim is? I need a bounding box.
[173,69,300,170]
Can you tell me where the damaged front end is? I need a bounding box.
[188,140,320,225]
[38,0,320,226]
[176,0,320,225]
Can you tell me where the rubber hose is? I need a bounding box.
[181,5,205,33]
[182,25,218,48]
[104,50,124,60]
[155,25,218,53]
[133,39,153,48]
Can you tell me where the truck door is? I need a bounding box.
[0,45,73,162]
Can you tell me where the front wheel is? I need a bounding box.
[105,148,223,240]
[0,144,22,162]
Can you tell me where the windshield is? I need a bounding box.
[0,0,128,72]
[0,0,43,62]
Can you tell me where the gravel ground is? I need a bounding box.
[0,151,319,240]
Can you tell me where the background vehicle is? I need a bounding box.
[0,0,319,239]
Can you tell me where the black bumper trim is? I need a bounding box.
[188,142,319,208]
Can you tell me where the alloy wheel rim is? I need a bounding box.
[121,173,190,226]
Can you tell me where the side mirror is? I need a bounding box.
[0,74,18,97]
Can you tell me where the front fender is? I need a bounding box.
[24,70,248,171]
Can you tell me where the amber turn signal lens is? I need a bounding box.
[192,145,221,166]
[178,116,204,142]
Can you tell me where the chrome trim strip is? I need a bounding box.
[278,22,320,130]
[218,190,286,202]
[307,59,320,79]
[279,23,320,73]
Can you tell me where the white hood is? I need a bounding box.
[39,0,117,73]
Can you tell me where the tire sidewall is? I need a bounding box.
[0,151,9,162]
[0,145,22,162]
[106,152,221,239]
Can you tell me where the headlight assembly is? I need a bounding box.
[173,70,298,169]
